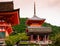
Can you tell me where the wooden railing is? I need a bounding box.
[20,40,52,44]
[27,26,52,33]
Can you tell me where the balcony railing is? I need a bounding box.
[32,41,52,44]
[27,26,52,33]
[20,40,52,44]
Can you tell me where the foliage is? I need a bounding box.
[13,18,27,33]
[50,33,60,46]
[5,33,29,46]
[19,41,29,44]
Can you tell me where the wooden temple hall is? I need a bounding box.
[26,1,52,45]
[0,1,20,45]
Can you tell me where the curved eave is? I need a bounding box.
[26,19,45,25]
[0,9,19,12]
[0,9,20,26]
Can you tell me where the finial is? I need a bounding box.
[34,0,36,17]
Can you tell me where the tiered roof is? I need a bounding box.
[26,2,45,25]
[0,1,20,26]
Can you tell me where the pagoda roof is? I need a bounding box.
[28,15,45,20]
[0,1,20,26]
[26,15,45,25]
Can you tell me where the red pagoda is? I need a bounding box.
[26,1,52,46]
[0,1,20,45]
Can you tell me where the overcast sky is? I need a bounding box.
[0,0,60,26]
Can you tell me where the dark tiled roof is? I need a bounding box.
[0,1,13,11]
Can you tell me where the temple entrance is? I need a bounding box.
[33,35,37,41]
[40,35,44,41]
[33,35,45,41]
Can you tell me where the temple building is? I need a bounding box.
[0,1,20,45]
[26,1,52,46]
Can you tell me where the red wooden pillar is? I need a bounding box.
[43,35,46,42]
[47,35,49,41]
[37,35,40,42]
[30,35,34,42]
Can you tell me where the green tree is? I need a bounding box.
[13,18,27,33]
[5,33,29,46]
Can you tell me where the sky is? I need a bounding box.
[0,0,60,26]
